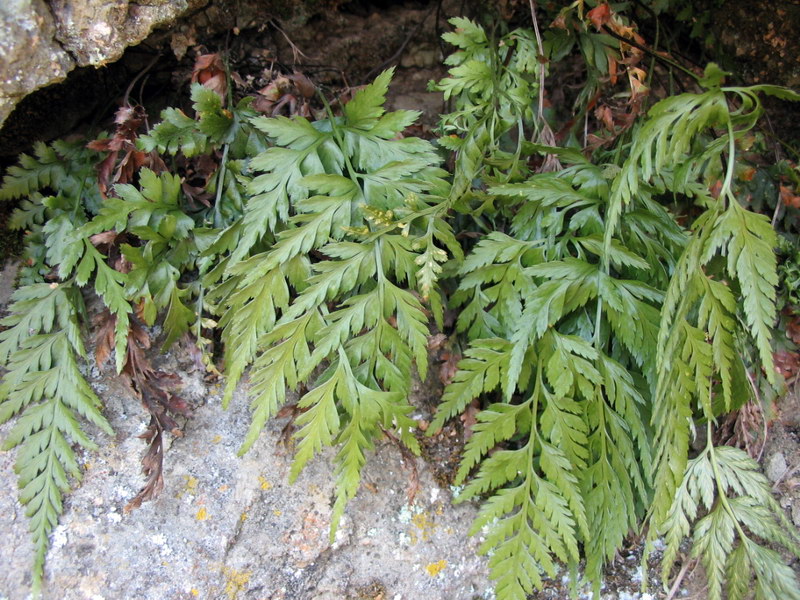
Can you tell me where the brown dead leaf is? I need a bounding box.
[124,338,192,512]
[595,104,615,131]
[89,230,118,247]
[608,55,618,85]
[460,399,481,440]
[626,66,649,99]
[288,70,316,99]
[587,3,612,30]
[427,333,448,351]
[87,104,148,195]
[439,350,461,386]
[739,167,757,182]
[191,53,227,102]
[780,185,800,209]
[709,179,723,199]
[92,309,116,369]
[787,316,800,345]
[774,350,800,379]
[114,255,131,274]
[550,14,567,30]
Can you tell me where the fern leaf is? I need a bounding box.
[217,262,291,407]
[0,142,66,201]
[704,201,778,383]
[77,242,132,372]
[289,361,344,482]
[238,310,322,454]
[0,283,112,593]
[343,68,394,129]
[138,107,209,157]
[429,338,512,433]
[383,280,430,380]
[331,400,372,538]
[456,401,528,482]
[660,444,800,600]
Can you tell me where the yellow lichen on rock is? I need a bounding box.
[425,559,447,577]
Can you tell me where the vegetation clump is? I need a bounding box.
[2,3,800,599]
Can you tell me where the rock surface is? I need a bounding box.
[0,0,75,128]
[0,0,207,128]
[0,330,492,600]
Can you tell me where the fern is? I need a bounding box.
[0,74,269,589]
[432,17,545,208]
[0,283,113,593]
[432,150,661,596]
[1,139,103,284]
[662,438,800,600]
[214,68,449,534]
[429,22,799,600]
[641,74,800,597]
[2,13,799,600]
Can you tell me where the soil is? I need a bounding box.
[1,1,800,600]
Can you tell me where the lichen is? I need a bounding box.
[425,559,447,577]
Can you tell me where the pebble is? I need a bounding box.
[766,452,787,482]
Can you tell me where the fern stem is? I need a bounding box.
[317,90,359,182]
[374,239,387,369]
[530,358,543,436]
[213,142,230,228]
[719,115,736,205]
[527,0,546,124]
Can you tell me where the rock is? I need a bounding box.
[0,261,20,308]
[0,371,492,600]
[766,452,788,483]
[50,0,203,67]
[0,0,209,128]
[0,0,75,128]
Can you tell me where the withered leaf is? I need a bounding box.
[191,53,227,102]
[774,350,800,379]
[89,230,118,247]
[92,309,117,369]
[289,70,316,99]
[587,3,612,30]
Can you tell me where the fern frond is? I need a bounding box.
[0,284,112,593]
[238,310,322,454]
[216,70,450,538]
[428,338,511,433]
[0,142,67,201]
[660,442,800,600]
[703,201,778,383]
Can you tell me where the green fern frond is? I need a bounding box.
[428,338,512,433]
[703,201,778,383]
[215,70,450,536]
[0,283,112,593]
[661,441,800,600]
[0,142,66,201]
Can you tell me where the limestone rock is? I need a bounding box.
[49,0,202,67]
[0,0,75,127]
[0,0,208,128]
[0,366,492,600]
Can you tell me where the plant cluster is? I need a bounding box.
[1,4,799,600]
